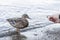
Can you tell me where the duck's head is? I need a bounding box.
[22,14,30,19]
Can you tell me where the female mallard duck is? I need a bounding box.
[7,14,30,33]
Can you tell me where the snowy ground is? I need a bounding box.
[1,23,60,40]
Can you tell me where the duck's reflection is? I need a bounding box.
[11,32,27,40]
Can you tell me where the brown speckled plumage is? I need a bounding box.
[7,14,29,29]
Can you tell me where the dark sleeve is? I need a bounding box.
[59,15,60,19]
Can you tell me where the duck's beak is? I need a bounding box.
[28,17,31,19]
[27,16,31,19]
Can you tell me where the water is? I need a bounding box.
[0,5,58,40]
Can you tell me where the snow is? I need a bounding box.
[43,23,60,33]
[0,4,60,40]
[0,23,60,40]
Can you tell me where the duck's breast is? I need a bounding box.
[21,19,29,28]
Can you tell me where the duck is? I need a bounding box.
[7,14,30,33]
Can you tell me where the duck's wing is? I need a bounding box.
[13,22,24,29]
[7,18,21,26]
